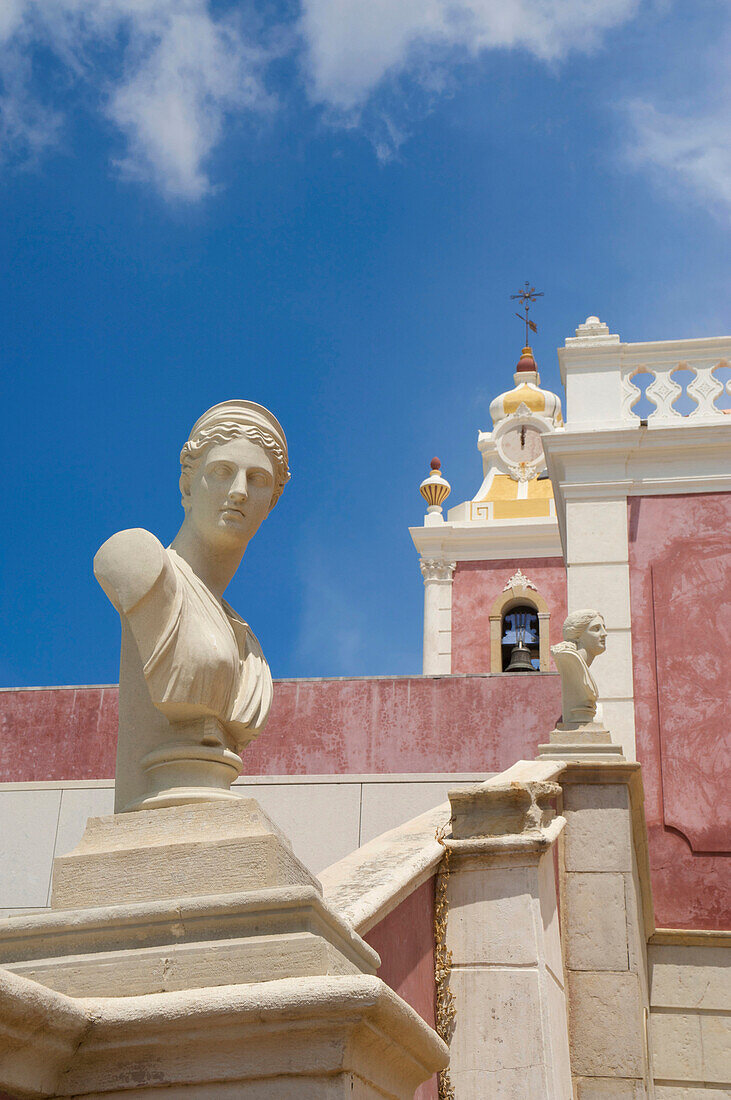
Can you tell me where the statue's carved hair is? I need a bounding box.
[562,608,603,646]
[179,421,291,510]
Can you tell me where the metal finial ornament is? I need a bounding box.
[420,457,451,510]
[510,282,544,346]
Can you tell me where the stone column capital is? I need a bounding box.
[419,558,456,584]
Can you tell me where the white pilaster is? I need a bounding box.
[420,558,456,675]
[565,497,636,759]
[547,322,731,763]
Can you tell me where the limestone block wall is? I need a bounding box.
[0,773,488,916]
[648,936,731,1097]
[560,765,655,1096]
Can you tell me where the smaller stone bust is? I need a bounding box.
[551,610,607,727]
[94,400,290,812]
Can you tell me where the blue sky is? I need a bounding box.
[2,0,730,687]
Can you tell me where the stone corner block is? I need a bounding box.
[568,970,646,1078]
[563,783,633,873]
[564,872,629,972]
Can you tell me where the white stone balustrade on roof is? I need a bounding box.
[558,316,731,429]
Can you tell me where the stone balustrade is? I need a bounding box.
[557,317,731,430]
[622,357,731,424]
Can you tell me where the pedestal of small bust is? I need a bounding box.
[123,715,244,812]
[537,720,626,762]
[0,799,448,1097]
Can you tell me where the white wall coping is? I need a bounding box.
[320,801,450,936]
[0,672,557,691]
[320,760,565,935]
[0,773,493,793]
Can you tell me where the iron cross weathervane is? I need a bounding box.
[511,281,543,345]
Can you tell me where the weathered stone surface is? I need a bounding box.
[448,968,547,1080]
[538,848,564,984]
[563,783,632,873]
[446,866,540,966]
[51,799,320,909]
[0,884,380,999]
[701,1012,731,1084]
[544,965,572,1095]
[442,767,572,1100]
[564,872,629,971]
[650,1009,703,1081]
[0,973,448,1099]
[449,1066,548,1098]
[568,970,645,1078]
[575,1077,646,1097]
[649,943,731,1011]
[0,968,88,1099]
[655,1088,731,1099]
[449,778,559,838]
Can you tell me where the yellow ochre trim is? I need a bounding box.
[525,477,554,500]
[502,383,546,416]
[477,473,518,503]
[493,499,552,519]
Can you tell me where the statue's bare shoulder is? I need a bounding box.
[94,529,175,615]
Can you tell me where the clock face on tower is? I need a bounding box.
[498,424,544,466]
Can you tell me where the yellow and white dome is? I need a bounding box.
[489,347,563,428]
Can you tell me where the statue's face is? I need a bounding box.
[580,615,607,660]
[184,436,275,548]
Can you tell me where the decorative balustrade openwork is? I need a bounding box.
[621,358,731,424]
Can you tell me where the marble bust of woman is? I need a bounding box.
[94,400,290,812]
[550,609,607,727]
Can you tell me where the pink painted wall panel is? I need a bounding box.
[628,493,731,930]
[365,877,438,1100]
[451,557,568,673]
[0,674,562,782]
[0,687,118,783]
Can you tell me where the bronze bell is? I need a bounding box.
[506,641,535,672]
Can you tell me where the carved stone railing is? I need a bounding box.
[621,357,731,424]
[558,320,731,429]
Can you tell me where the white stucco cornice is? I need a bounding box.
[543,420,731,552]
[409,518,563,563]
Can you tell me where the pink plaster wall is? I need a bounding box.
[629,493,731,930]
[0,674,562,782]
[364,877,438,1100]
[451,557,567,673]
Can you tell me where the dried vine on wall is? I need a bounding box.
[434,828,456,1100]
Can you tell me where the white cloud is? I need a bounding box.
[0,1,272,200]
[300,0,640,112]
[5,0,723,218]
[0,44,61,166]
[624,98,731,216]
[107,8,271,200]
